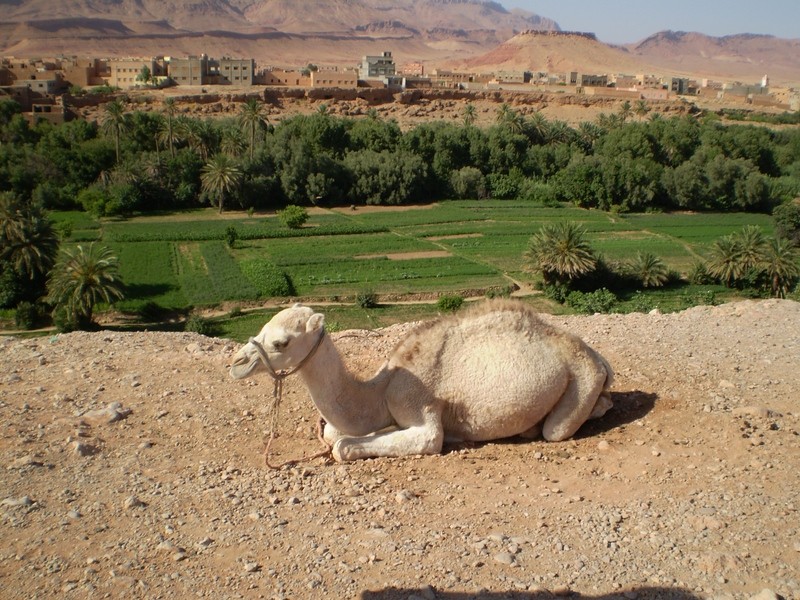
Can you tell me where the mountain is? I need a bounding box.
[0,1,798,85]
[627,31,800,84]
[454,28,800,85]
[0,0,559,66]
[458,31,649,75]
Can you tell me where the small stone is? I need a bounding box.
[124,495,145,509]
[493,552,515,565]
[395,489,416,503]
[8,455,44,469]
[243,562,260,573]
[1,496,33,508]
[597,440,611,451]
[72,441,95,457]
[749,590,779,600]
[84,402,132,424]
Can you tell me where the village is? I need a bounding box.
[1,30,797,126]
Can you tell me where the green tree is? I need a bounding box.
[47,244,125,330]
[159,97,178,158]
[706,234,743,287]
[238,97,269,160]
[101,99,128,164]
[762,236,799,298]
[619,100,633,123]
[733,225,767,273]
[201,154,242,213]
[525,221,597,286]
[137,65,152,86]
[462,103,477,127]
[773,198,800,245]
[634,100,650,121]
[496,103,524,134]
[627,251,669,288]
[278,204,309,229]
[0,193,58,283]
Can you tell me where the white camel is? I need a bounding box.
[230,300,613,462]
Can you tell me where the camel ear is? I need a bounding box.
[307,312,325,332]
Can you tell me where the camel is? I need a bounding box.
[230,299,613,462]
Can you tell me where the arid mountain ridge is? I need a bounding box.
[1,0,799,85]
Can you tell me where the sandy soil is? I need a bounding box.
[1,298,798,600]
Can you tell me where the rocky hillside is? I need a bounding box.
[0,0,557,65]
[1,299,798,599]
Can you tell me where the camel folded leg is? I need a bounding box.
[332,423,444,462]
[542,362,609,442]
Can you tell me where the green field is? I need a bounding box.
[63,202,776,321]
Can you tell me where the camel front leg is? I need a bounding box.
[332,422,444,462]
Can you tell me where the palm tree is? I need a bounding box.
[527,111,549,143]
[619,100,633,122]
[238,97,268,160]
[706,234,743,287]
[634,100,650,121]
[220,128,247,157]
[733,225,767,273]
[101,98,128,164]
[628,251,669,288]
[47,244,125,329]
[0,193,58,281]
[178,117,215,162]
[577,121,603,151]
[525,221,597,286]
[496,103,524,134]
[462,103,477,127]
[161,97,178,158]
[201,154,243,213]
[762,237,799,298]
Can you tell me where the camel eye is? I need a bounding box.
[272,338,289,351]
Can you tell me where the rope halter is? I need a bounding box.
[247,327,328,469]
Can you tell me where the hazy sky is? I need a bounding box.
[501,1,800,44]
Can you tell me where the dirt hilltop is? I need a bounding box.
[1,299,798,599]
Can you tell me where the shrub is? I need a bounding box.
[240,260,295,297]
[542,283,570,304]
[137,301,169,322]
[688,260,715,285]
[14,301,40,330]
[628,291,655,314]
[224,225,238,248]
[52,305,79,333]
[437,294,464,312]
[355,289,378,309]
[450,167,486,199]
[566,288,618,314]
[185,313,211,335]
[278,205,309,229]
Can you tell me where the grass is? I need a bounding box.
[35,203,783,333]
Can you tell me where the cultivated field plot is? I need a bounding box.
[71,203,773,312]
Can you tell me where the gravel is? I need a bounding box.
[0,299,797,599]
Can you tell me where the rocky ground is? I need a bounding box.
[1,299,798,600]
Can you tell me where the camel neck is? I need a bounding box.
[297,334,394,436]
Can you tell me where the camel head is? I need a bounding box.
[230,304,325,380]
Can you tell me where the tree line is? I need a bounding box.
[1,95,799,329]
[1,96,799,217]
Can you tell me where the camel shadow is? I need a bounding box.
[574,389,657,439]
[361,586,705,599]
